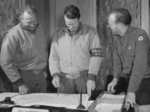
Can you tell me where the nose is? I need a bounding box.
[67,25,73,30]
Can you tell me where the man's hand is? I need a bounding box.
[52,75,60,88]
[124,92,136,110]
[107,78,118,93]
[87,80,95,97]
[18,84,29,95]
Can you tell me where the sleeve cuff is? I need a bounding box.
[52,73,61,77]
[13,79,24,87]
[113,73,120,78]
[128,88,136,93]
[88,74,96,81]
[127,84,137,93]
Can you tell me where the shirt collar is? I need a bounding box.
[63,22,83,36]
[115,26,133,39]
[124,26,132,37]
[19,23,39,34]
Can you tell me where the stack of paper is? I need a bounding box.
[12,93,93,109]
[95,94,125,112]
[0,92,19,102]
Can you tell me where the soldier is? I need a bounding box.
[49,5,103,96]
[107,8,150,109]
[0,6,49,94]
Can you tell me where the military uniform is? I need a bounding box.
[0,34,12,92]
[0,68,12,92]
[0,24,49,93]
[112,26,150,105]
[49,23,103,93]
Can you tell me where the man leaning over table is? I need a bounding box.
[0,6,49,94]
[49,5,104,97]
[107,8,150,110]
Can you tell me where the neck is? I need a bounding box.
[119,25,129,36]
[67,23,81,36]
[20,23,37,33]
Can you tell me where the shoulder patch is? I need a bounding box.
[138,36,144,41]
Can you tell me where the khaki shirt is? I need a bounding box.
[49,24,103,77]
[113,26,150,92]
[0,24,49,83]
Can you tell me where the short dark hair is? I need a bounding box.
[110,8,132,25]
[64,5,80,19]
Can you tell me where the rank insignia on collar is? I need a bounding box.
[138,36,144,41]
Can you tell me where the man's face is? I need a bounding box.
[20,12,38,32]
[108,13,120,35]
[64,15,80,32]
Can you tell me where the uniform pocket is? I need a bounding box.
[126,45,135,61]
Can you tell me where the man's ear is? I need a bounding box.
[19,13,23,22]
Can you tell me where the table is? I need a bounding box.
[138,105,150,112]
[1,92,149,112]
[89,93,125,112]
[88,93,150,112]
[0,92,93,112]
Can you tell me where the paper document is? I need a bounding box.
[11,93,93,109]
[95,94,125,112]
[0,92,19,102]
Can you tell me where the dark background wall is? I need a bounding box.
[0,0,21,39]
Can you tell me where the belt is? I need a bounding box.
[20,69,46,76]
[62,70,88,79]
[65,73,80,79]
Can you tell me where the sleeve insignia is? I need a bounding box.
[138,36,144,41]
[90,48,104,57]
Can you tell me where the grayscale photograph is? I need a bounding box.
[0,0,149,112]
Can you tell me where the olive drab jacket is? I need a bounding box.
[113,26,150,92]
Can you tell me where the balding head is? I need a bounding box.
[108,13,120,35]
[109,8,132,26]
[107,8,131,36]
[108,13,117,27]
